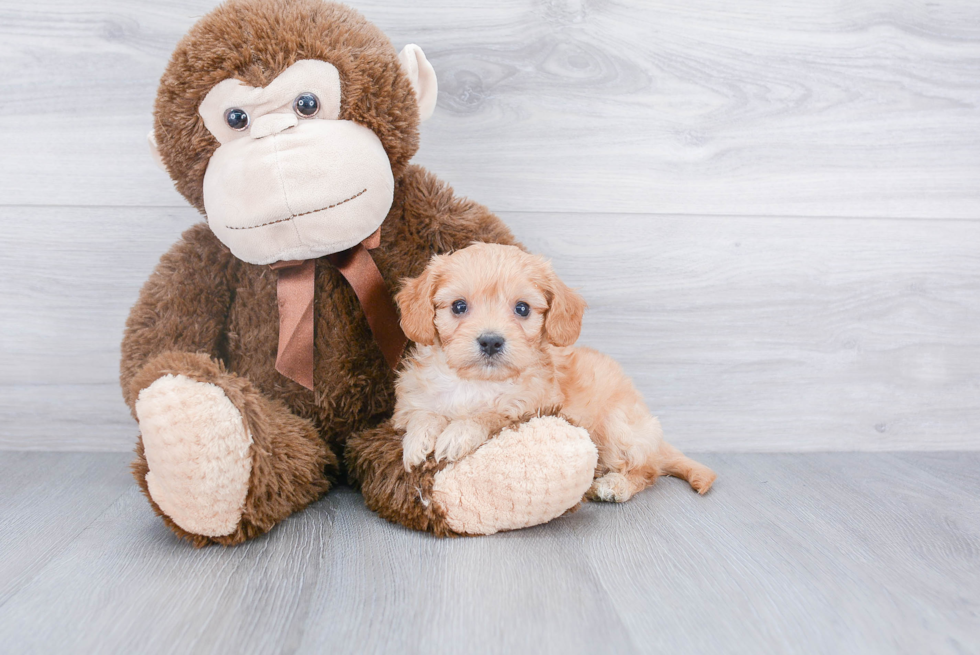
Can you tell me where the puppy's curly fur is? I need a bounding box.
[394,243,717,501]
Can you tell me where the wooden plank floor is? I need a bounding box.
[0,452,977,654]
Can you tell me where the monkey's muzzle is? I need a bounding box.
[202,119,395,266]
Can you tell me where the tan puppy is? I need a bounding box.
[394,243,716,502]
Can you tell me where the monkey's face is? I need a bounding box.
[198,60,394,265]
[149,0,439,266]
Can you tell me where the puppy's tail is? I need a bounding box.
[658,442,717,495]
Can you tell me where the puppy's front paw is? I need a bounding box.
[403,431,436,470]
[402,413,449,470]
[434,419,490,463]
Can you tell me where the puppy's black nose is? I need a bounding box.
[477,333,505,357]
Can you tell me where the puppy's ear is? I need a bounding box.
[396,256,442,346]
[544,267,587,347]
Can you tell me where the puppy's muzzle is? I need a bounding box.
[477,333,506,358]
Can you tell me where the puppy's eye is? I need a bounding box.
[451,300,468,315]
[514,301,530,317]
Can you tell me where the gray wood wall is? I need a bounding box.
[1,0,978,452]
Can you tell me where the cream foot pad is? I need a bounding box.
[135,374,253,537]
[432,416,598,535]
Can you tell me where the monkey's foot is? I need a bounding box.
[135,374,253,537]
[431,416,598,535]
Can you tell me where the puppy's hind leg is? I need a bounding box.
[587,416,662,503]
[659,442,716,494]
[588,470,656,503]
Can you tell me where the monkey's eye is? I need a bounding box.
[293,93,320,118]
[225,108,249,131]
[451,300,468,315]
[514,301,530,317]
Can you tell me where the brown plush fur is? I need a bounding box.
[124,170,516,545]
[122,0,518,545]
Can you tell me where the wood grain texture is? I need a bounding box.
[0,452,977,654]
[0,0,977,216]
[523,212,980,452]
[562,452,980,654]
[0,384,137,450]
[2,206,977,451]
[0,452,132,605]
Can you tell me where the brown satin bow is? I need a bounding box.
[270,228,406,389]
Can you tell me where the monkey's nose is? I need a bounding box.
[250,112,299,139]
[477,333,506,357]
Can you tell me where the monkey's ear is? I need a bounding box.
[398,44,438,122]
[395,257,443,346]
[544,270,587,348]
[147,130,167,172]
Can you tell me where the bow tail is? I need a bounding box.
[270,230,407,390]
[270,258,316,389]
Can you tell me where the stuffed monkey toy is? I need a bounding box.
[122,0,598,546]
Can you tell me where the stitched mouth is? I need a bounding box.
[227,188,367,230]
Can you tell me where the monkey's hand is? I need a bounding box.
[348,415,600,536]
[402,412,450,470]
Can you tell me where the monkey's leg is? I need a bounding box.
[129,352,337,546]
[346,415,598,536]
